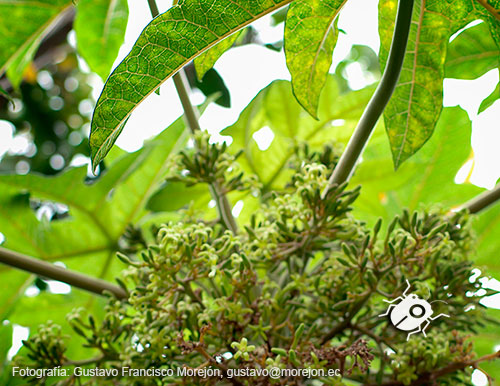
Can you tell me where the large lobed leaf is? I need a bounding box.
[0,117,187,323]
[284,0,346,118]
[221,75,375,190]
[74,0,129,81]
[89,0,292,170]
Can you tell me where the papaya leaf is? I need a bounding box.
[194,30,244,80]
[222,75,375,190]
[445,21,500,80]
[89,0,292,170]
[351,106,482,225]
[0,322,12,369]
[378,0,479,169]
[284,0,346,118]
[0,0,73,78]
[74,0,129,81]
[0,116,187,324]
[479,81,499,113]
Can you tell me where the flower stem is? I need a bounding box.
[322,0,415,199]
[147,1,238,234]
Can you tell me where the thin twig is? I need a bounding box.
[0,247,127,299]
[321,0,415,198]
[458,183,500,214]
[146,1,238,234]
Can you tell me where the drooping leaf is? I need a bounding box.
[479,81,500,113]
[194,30,244,80]
[284,0,345,118]
[0,0,73,77]
[222,75,375,190]
[89,0,292,170]
[74,0,129,81]
[445,21,500,80]
[378,0,478,169]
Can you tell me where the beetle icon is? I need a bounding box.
[379,280,449,341]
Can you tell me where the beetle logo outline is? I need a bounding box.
[379,280,449,341]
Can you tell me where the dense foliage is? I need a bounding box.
[15,139,496,385]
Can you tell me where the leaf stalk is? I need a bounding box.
[0,247,127,299]
[322,0,415,198]
[459,183,500,214]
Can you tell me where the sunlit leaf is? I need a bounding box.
[89,0,292,170]
[284,0,345,118]
[0,0,73,77]
[445,21,499,80]
[479,82,499,113]
[222,75,375,190]
[74,0,129,81]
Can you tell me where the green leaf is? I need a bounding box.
[479,82,499,113]
[378,0,478,169]
[0,116,187,322]
[351,106,482,225]
[89,0,292,170]
[284,0,345,118]
[194,30,243,80]
[0,0,73,77]
[74,0,129,81]
[445,21,500,80]
[0,322,13,365]
[147,182,211,212]
[222,75,375,190]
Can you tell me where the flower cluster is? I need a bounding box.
[15,140,496,385]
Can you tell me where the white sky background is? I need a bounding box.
[0,1,499,380]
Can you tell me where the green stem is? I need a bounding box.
[460,183,500,214]
[322,0,415,198]
[0,247,127,299]
[147,0,238,234]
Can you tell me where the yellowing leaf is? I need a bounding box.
[284,0,346,118]
[379,0,479,169]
